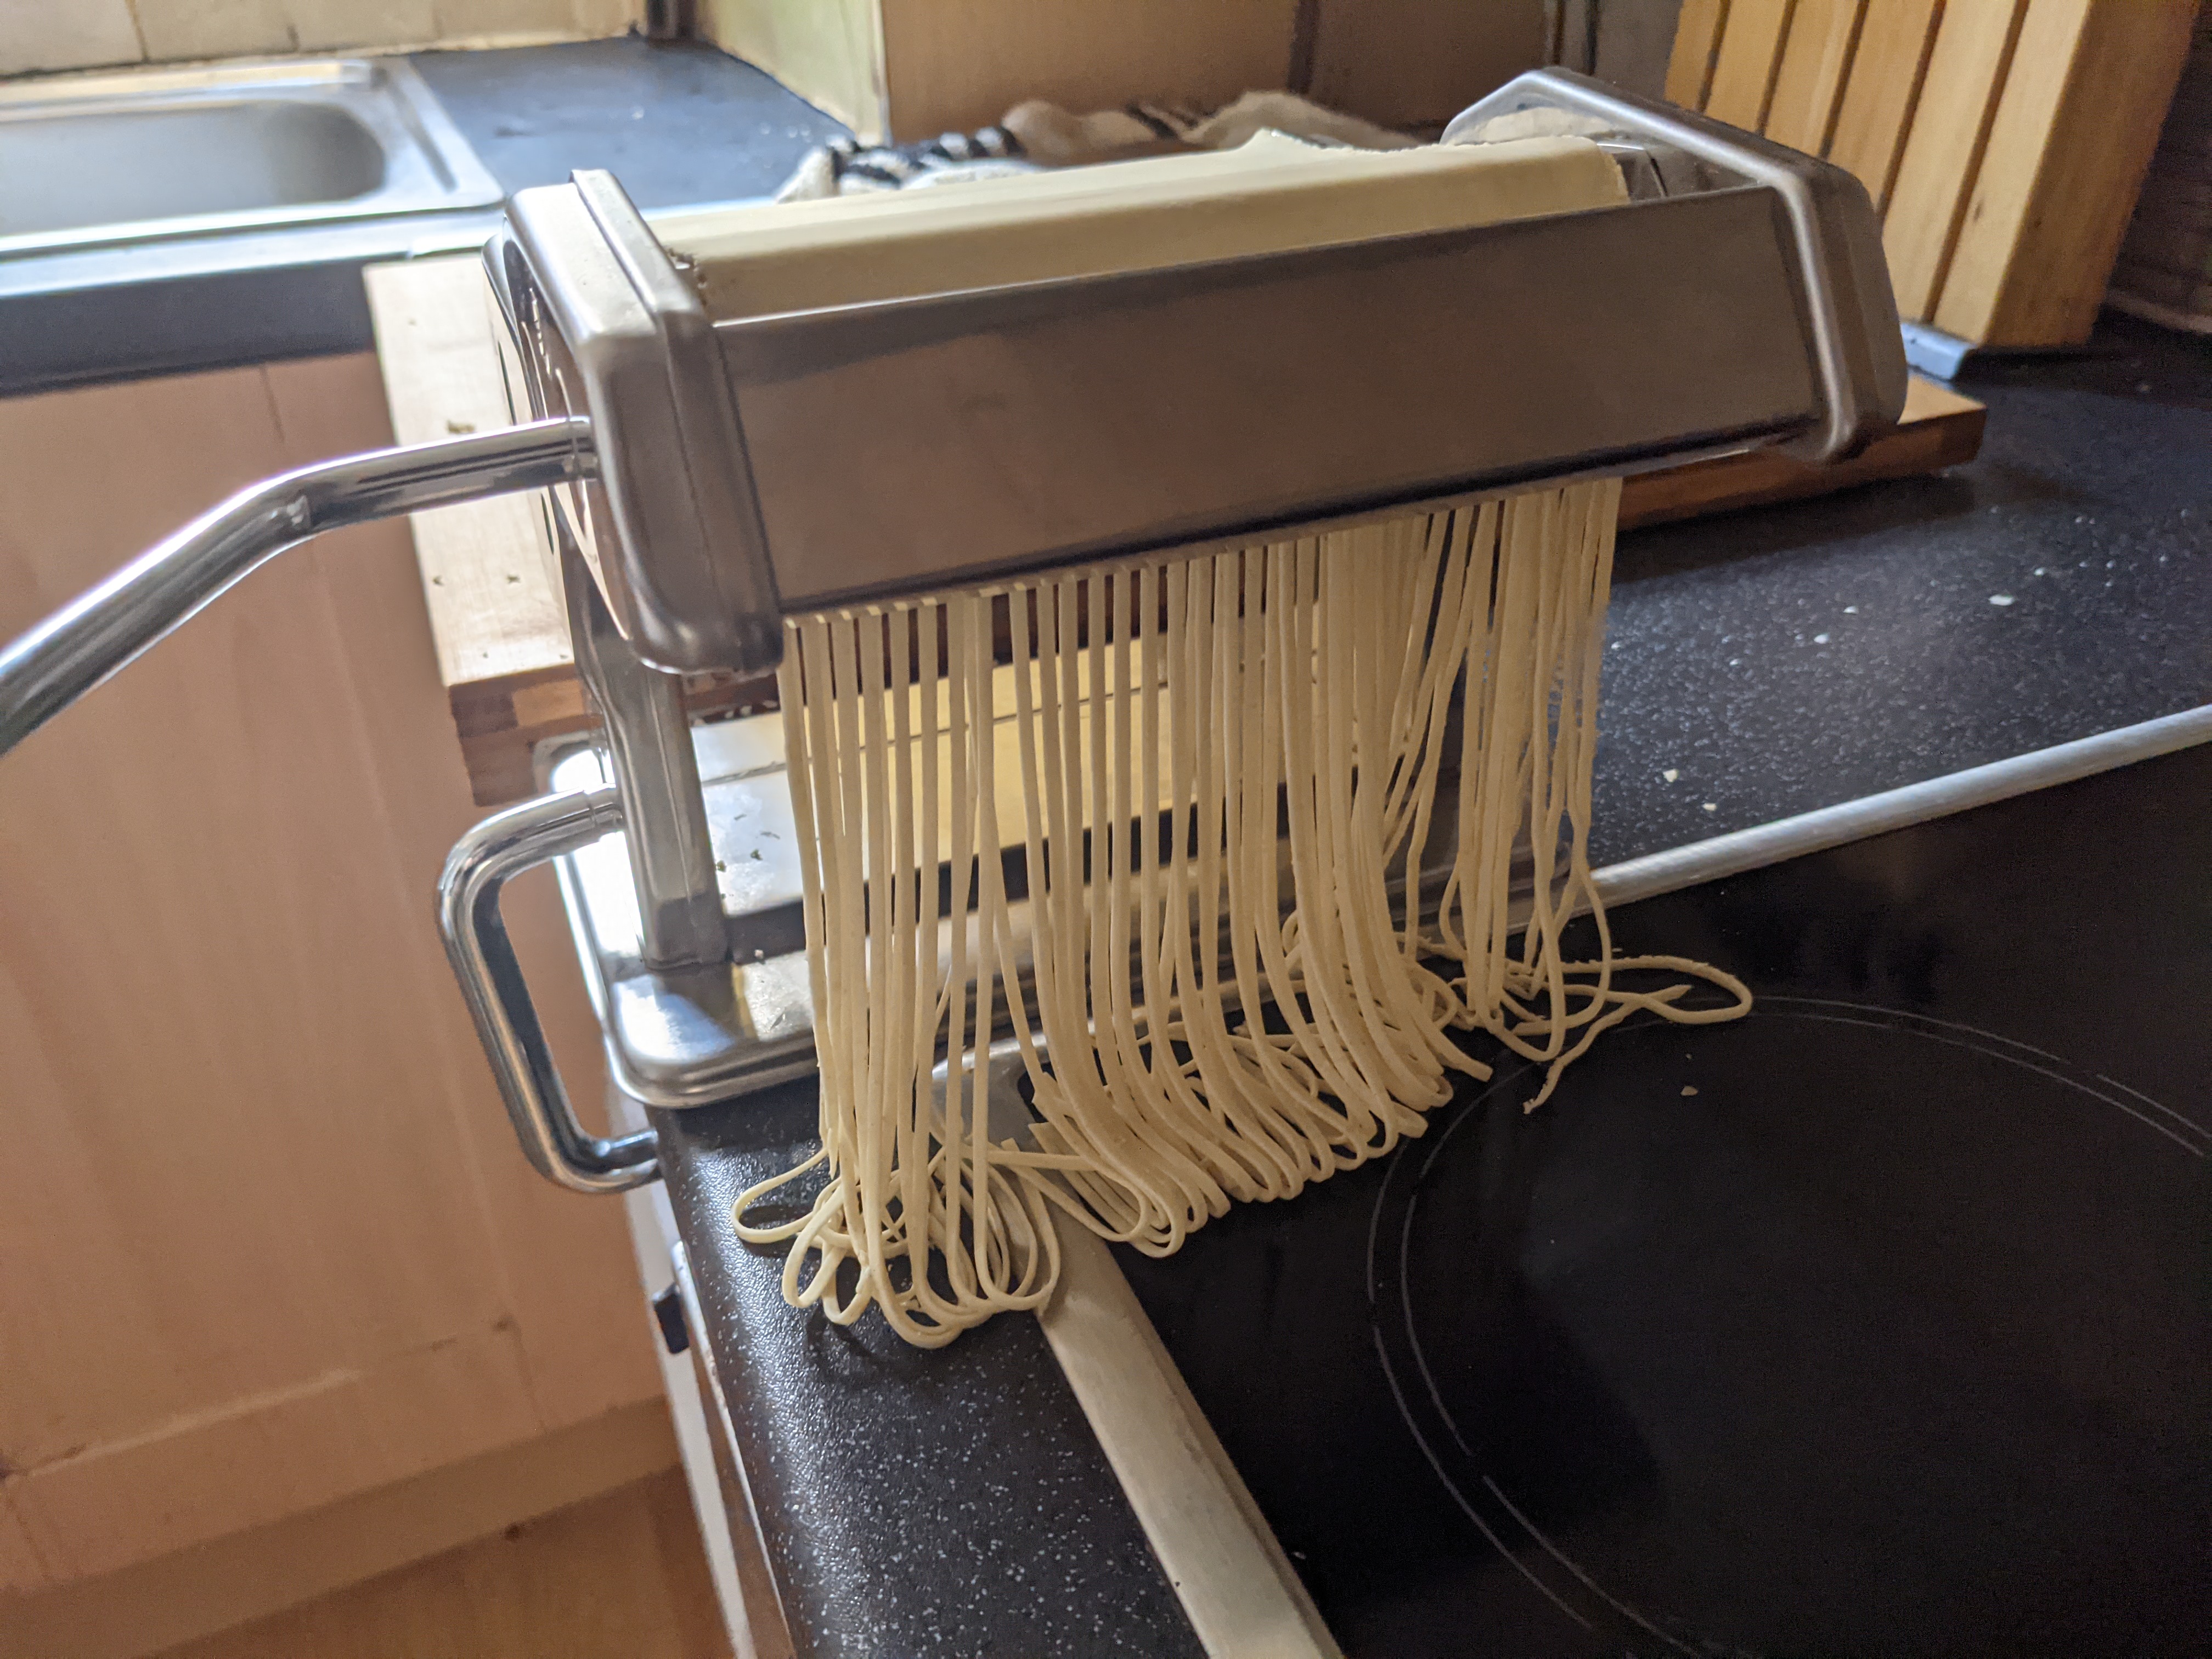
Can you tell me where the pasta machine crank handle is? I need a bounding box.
[437,783,662,1194]
[0,415,595,760]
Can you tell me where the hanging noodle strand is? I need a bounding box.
[735,479,1750,1345]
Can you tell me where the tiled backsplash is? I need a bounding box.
[0,0,640,76]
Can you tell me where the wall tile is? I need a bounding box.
[567,0,641,37]
[286,0,439,51]
[0,0,143,73]
[432,0,637,41]
[132,0,295,59]
[0,0,630,73]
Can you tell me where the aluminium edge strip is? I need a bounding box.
[1592,702,2212,910]
[1039,1221,1345,1659]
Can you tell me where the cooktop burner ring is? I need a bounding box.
[1363,998,2210,1656]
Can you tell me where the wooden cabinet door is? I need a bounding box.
[0,354,659,1590]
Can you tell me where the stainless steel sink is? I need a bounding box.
[0,58,502,257]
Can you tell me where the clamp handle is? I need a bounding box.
[438,785,660,1193]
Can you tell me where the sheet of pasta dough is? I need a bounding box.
[658,131,1628,322]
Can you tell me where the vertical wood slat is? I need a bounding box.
[1704,0,1799,129]
[1665,0,1733,108]
[1934,0,2201,346]
[1826,0,1945,211]
[1763,0,1869,153]
[1882,0,2032,319]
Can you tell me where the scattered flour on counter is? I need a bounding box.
[1989,594,2015,606]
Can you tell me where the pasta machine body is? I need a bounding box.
[0,70,1905,1194]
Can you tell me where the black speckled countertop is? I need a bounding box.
[652,313,2212,1656]
[657,1081,1203,1659]
[410,37,842,210]
[1593,315,2212,863]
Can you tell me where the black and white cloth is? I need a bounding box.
[771,89,1417,201]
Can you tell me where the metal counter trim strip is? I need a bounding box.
[1038,1219,1343,1659]
[669,1239,799,1659]
[1590,703,2212,910]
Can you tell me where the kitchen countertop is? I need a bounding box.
[0,37,845,396]
[659,1083,1206,1659]
[650,313,2212,1655]
[410,36,842,210]
[1594,314,2212,862]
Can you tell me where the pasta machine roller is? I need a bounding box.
[0,70,1906,1195]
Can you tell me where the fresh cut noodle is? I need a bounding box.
[735,478,1750,1346]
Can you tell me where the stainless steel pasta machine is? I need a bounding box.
[0,70,1906,1196]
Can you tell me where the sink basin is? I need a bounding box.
[0,58,502,256]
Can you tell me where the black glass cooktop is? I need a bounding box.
[1116,740,2212,1658]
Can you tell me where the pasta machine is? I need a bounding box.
[0,70,1905,1198]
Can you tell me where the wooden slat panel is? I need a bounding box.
[0,356,653,1585]
[259,354,656,1436]
[150,1468,726,1659]
[0,1402,679,1659]
[1826,0,1944,209]
[1882,0,2030,318]
[1704,0,1798,130]
[1666,0,1734,106]
[1763,0,1869,152]
[12,1329,540,1582]
[1934,0,2199,346]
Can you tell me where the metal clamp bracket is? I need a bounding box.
[438,784,661,1193]
[1443,67,1906,463]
